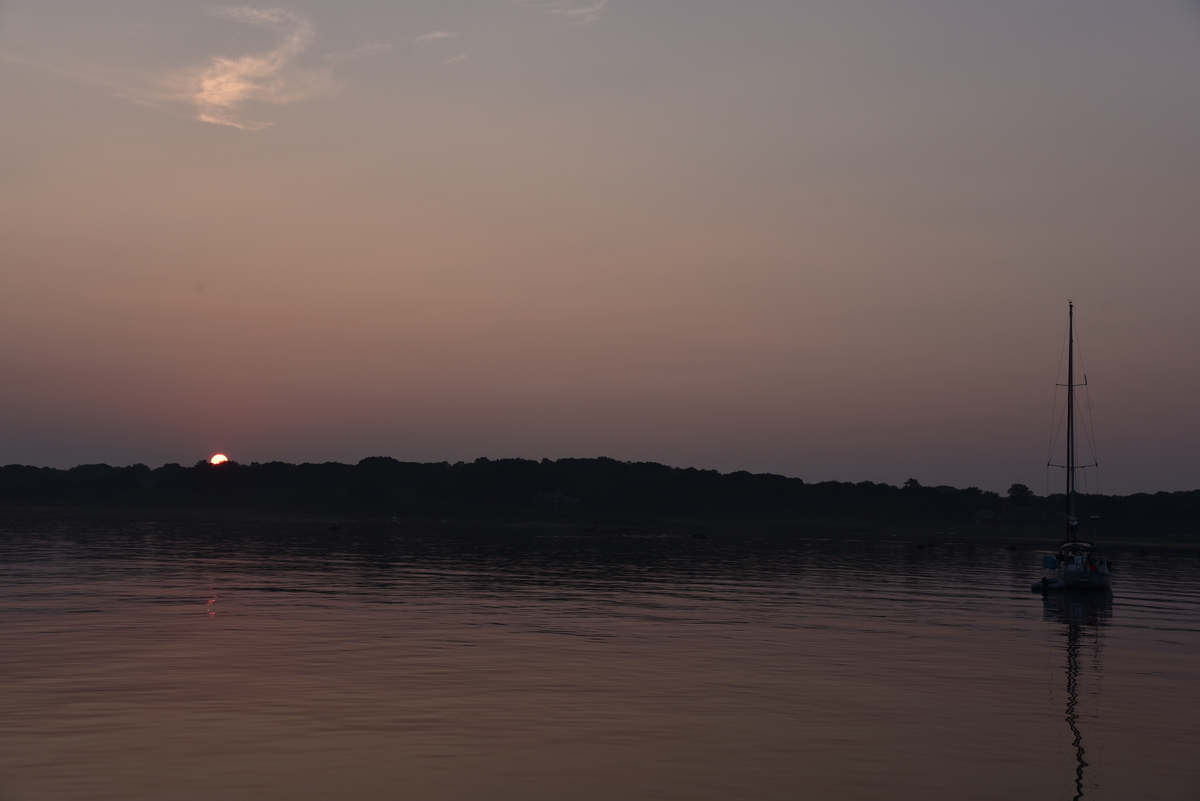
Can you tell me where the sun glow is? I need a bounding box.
[210,454,229,465]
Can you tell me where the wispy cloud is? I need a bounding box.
[520,0,609,26]
[210,6,291,25]
[178,6,333,130]
[445,54,470,64]
[414,31,458,45]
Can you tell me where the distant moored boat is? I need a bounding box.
[1034,302,1112,593]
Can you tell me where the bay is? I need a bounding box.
[1,522,1197,800]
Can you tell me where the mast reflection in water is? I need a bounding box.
[1044,592,1112,801]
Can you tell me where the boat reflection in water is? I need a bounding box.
[1043,591,1112,801]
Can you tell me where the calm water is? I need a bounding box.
[1,521,1197,801]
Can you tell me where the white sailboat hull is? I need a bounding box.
[1034,563,1113,592]
[1059,567,1112,591]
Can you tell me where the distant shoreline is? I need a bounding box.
[2,507,1196,550]
[2,458,1197,543]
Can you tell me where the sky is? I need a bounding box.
[2,0,1199,494]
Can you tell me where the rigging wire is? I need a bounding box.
[1045,308,1102,498]
[1073,390,1099,495]
[1073,318,1100,498]
[1073,323,1101,472]
[1046,319,1070,467]
[1048,404,1069,467]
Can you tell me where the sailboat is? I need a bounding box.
[1034,302,1113,592]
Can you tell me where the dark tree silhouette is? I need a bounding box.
[0,458,1194,536]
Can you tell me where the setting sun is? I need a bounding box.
[209,454,229,465]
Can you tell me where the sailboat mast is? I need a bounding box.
[1066,302,1076,521]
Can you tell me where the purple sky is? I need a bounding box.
[2,0,1199,493]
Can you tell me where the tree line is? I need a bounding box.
[0,457,1195,535]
